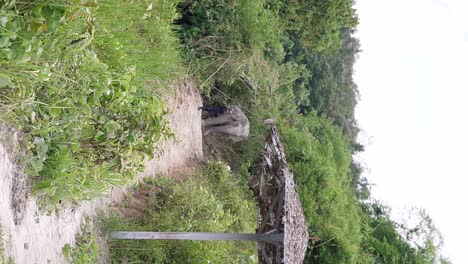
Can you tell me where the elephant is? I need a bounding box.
[201,106,250,142]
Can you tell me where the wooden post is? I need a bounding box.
[110,232,283,242]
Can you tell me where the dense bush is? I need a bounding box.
[288,29,361,141]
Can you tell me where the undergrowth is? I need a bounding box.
[105,162,258,264]
[0,0,183,207]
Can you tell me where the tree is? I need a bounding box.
[360,202,451,264]
[398,208,451,264]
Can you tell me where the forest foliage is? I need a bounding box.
[177,0,450,263]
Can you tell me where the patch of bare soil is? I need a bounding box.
[110,183,163,221]
[0,80,203,264]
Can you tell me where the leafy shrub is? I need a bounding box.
[63,222,99,264]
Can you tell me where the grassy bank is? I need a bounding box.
[0,0,183,207]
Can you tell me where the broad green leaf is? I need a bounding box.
[62,244,71,257]
[0,73,12,88]
[147,3,153,11]
[0,16,7,27]
[0,37,11,48]
[33,137,49,159]
[81,253,90,262]
[94,130,106,142]
[104,121,122,138]
[30,158,44,173]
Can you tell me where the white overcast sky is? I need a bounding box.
[354,0,468,262]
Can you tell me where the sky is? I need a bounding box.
[354,0,468,262]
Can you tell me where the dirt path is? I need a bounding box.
[0,81,203,264]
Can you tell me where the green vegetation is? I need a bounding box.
[94,0,183,83]
[62,221,99,264]
[279,115,363,262]
[177,0,450,263]
[105,162,257,263]
[1,0,451,262]
[0,0,182,207]
[278,0,358,52]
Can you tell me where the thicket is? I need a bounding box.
[0,0,182,207]
[105,162,258,263]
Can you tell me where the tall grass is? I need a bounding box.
[0,0,183,207]
[94,0,184,85]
